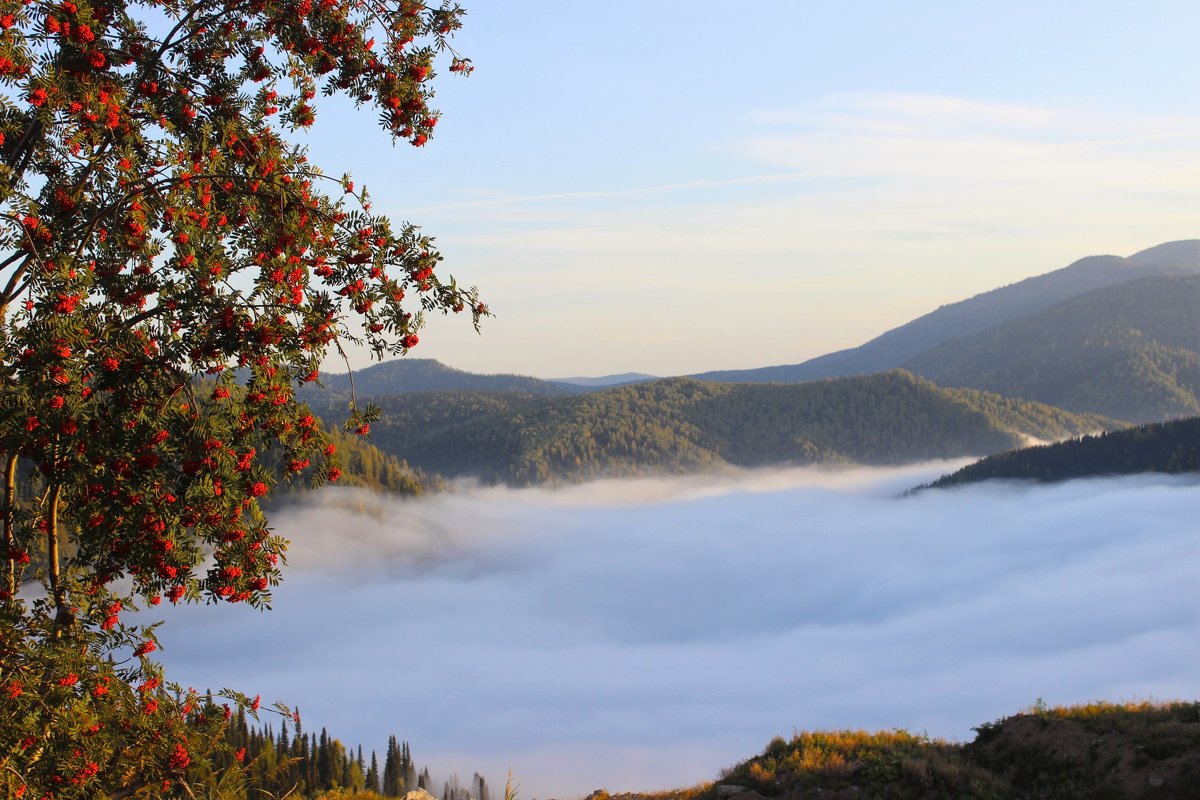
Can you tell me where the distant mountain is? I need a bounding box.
[550,372,658,388]
[328,371,1115,486]
[317,358,569,396]
[921,416,1200,490]
[904,275,1200,422]
[691,240,1200,384]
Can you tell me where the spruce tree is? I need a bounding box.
[317,727,332,790]
[367,750,381,795]
[402,739,417,792]
[383,734,402,796]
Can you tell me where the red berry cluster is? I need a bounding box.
[0,0,482,793]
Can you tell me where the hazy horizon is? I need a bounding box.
[304,1,1200,379]
[319,234,1197,384]
[149,465,1200,798]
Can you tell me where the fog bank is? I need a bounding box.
[150,465,1200,798]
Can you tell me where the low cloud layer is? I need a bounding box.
[149,465,1200,798]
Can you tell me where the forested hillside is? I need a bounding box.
[905,275,1200,422]
[321,379,727,485]
[307,372,1115,485]
[265,426,438,498]
[922,416,1200,489]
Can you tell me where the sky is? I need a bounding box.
[149,466,1200,798]
[298,0,1200,379]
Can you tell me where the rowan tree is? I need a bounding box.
[0,0,481,794]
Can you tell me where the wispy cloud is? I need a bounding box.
[754,94,1075,137]
[740,92,1200,188]
[400,172,827,215]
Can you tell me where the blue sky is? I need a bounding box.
[309,1,1200,378]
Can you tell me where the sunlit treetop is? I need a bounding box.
[0,0,483,613]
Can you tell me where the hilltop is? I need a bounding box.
[905,275,1200,422]
[599,702,1200,800]
[316,358,571,396]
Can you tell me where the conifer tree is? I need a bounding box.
[367,750,382,795]
[382,733,402,796]
[318,726,332,789]
[352,747,367,793]
[309,731,319,792]
[402,738,417,792]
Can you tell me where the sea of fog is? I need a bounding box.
[149,462,1200,799]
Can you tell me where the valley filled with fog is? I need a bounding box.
[150,464,1200,799]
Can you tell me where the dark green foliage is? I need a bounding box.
[939,388,1123,442]
[966,702,1200,800]
[924,416,1200,488]
[680,373,1111,467]
[382,736,417,796]
[307,371,1114,486]
[305,381,727,484]
[367,751,381,794]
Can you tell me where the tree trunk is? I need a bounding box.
[47,482,71,626]
[3,451,15,598]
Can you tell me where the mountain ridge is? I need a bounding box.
[316,358,570,396]
[903,274,1200,422]
[690,240,1200,385]
[550,372,659,388]
[304,371,1116,486]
